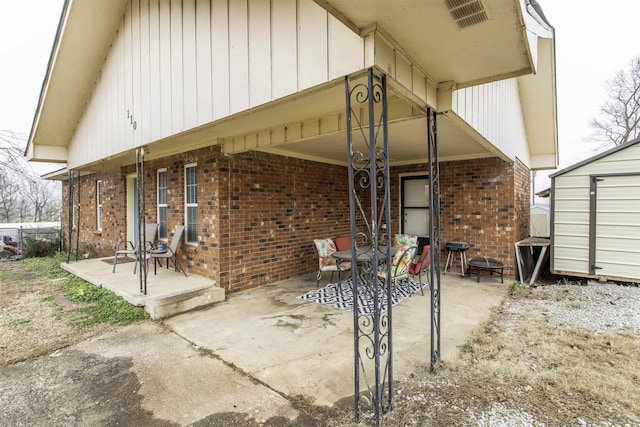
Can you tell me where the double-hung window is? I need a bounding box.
[157,169,168,240]
[184,163,197,244]
[96,180,103,231]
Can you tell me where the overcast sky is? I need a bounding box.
[1,0,639,183]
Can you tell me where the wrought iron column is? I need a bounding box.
[345,68,393,426]
[136,148,148,295]
[427,108,442,370]
[66,170,74,263]
[74,170,81,262]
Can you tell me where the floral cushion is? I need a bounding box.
[379,234,417,280]
[393,234,418,252]
[314,238,351,271]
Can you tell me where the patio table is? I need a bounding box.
[332,245,397,264]
[333,245,397,275]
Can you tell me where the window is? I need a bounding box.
[157,169,168,240]
[96,180,103,231]
[184,163,197,244]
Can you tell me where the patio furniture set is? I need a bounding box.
[112,223,187,277]
[312,234,432,293]
[314,236,506,287]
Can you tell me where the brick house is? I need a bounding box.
[28,0,557,292]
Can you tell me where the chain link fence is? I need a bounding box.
[0,222,62,260]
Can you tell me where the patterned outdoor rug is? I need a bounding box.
[298,275,427,317]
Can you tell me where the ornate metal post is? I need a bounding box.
[427,108,442,370]
[75,170,81,262]
[345,68,393,426]
[136,148,148,294]
[66,170,74,263]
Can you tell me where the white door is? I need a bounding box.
[401,176,429,236]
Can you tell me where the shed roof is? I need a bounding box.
[550,137,640,178]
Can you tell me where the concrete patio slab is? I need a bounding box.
[165,271,509,408]
[61,257,225,319]
[52,258,510,422]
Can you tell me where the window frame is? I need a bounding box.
[184,163,198,245]
[157,168,168,241]
[96,180,103,232]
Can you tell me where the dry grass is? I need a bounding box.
[370,284,640,426]
[0,259,127,366]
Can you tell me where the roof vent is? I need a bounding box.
[443,0,489,29]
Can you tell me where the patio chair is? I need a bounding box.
[378,244,418,294]
[312,238,351,285]
[113,223,158,273]
[408,245,431,295]
[149,225,187,277]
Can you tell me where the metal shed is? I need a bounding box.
[550,138,640,283]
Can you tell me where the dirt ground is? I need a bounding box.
[1,259,640,426]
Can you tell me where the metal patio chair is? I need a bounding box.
[312,238,351,286]
[149,225,187,277]
[378,244,418,296]
[408,244,431,295]
[113,223,158,273]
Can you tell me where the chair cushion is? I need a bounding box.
[314,238,336,257]
[314,238,338,270]
[393,234,418,252]
[333,236,352,251]
[409,245,431,275]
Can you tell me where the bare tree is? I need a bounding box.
[0,130,61,223]
[0,171,21,222]
[0,130,27,174]
[26,178,61,222]
[589,56,640,149]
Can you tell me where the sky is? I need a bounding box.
[1,0,640,183]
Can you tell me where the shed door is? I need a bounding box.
[592,174,640,280]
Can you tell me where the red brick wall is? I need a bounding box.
[513,158,531,246]
[218,150,351,291]
[63,149,529,288]
[391,157,531,277]
[61,172,126,257]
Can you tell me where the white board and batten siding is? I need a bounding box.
[452,79,530,165]
[551,141,640,282]
[67,0,364,169]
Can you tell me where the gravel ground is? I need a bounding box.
[476,281,640,427]
[496,281,640,342]
[384,280,640,427]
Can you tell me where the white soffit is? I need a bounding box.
[313,0,534,87]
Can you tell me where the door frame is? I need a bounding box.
[399,172,430,236]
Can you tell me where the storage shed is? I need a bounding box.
[550,138,640,283]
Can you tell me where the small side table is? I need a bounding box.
[467,257,506,283]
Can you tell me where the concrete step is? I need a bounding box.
[144,285,225,319]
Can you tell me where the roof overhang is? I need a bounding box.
[26,0,129,163]
[28,0,556,172]
[314,0,537,88]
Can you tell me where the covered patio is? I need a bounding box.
[60,256,508,407]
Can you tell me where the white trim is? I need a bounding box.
[157,168,168,241]
[96,179,103,231]
[398,171,429,236]
[184,163,198,245]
